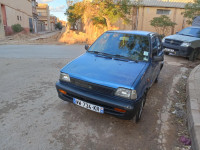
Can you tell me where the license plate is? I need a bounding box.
[73,98,104,114]
[164,48,175,53]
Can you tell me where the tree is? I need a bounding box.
[150,15,176,36]
[64,0,141,44]
[65,2,85,30]
[182,0,200,25]
[91,0,132,30]
[65,0,133,30]
[55,22,63,30]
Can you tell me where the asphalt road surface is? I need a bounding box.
[0,45,192,150]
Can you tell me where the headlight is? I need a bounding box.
[181,42,191,47]
[115,88,137,100]
[162,38,166,43]
[60,73,70,82]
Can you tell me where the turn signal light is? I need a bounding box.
[59,89,67,95]
[114,108,126,113]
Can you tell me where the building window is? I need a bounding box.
[156,9,171,15]
[32,1,35,7]
[17,16,19,20]
[20,16,22,21]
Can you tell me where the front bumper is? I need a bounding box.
[56,81,140,120]
[163,43,194,57]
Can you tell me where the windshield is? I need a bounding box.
[88,32,150,61]
[178,27,200,38]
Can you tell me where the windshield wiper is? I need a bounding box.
[88,51,112,57]
[88,51,101,54]
[112,54,138,63]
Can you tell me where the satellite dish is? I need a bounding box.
[192,16,200,26]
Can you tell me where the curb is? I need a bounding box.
[187,64,200,150]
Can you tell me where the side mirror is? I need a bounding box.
[85,45,89,51]
[153,56,164,62]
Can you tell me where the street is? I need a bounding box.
[0,45,194,150]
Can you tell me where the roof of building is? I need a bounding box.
[131,0,194,8]
[38,3,49,9]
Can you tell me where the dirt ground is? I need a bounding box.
[0,31,64,45]
[0,45,199,150]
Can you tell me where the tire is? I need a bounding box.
[133,95,146,123]
[164,51,169,55]
[155,76,158,83]
[155,69,161,83]
[189,49,199,61]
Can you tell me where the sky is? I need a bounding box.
[36,0,68,21]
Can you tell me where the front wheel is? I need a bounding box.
[164,51,169,55]
[189,49,200,61]
[133,95,146,123]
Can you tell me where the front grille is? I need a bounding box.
[70,77,114,96]
[165,39,183,46]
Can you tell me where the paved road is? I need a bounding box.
[0,45,192,150]
[0,45,85,58]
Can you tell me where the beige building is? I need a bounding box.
[115,0,194,35]
[50,16,57,31]
[137,0,194,35]
[0,0,32,35]
[37,4,50,31]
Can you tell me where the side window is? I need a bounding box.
[156,37,161,52]
[152,37,158,56]
[152,36,161,56]
[152,37,157,49]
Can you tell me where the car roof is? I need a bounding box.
[187,26,200,29]
[106,30,155,36]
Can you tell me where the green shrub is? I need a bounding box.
[150,15,176,36]
[11,24,23,33]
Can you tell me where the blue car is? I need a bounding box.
[56,30,164,122]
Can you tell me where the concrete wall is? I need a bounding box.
[0,3,5,39]
[137,6,189,35]
[5,6,31,28]
[113,6,189,35]
[0,0,32,17]
[187,64,200,150]
[0,0,32,35]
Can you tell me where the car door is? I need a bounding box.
[150,35,161,85]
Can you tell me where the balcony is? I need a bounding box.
[32,7,38,15]
[38,16,48,21]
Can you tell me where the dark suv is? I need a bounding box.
[162,26,200,61]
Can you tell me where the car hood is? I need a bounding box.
[61,53,147,89]
[165,34,200,42]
